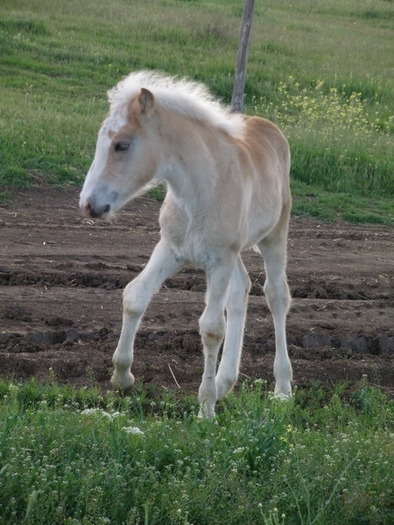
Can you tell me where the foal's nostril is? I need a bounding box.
[89,207,100,219]
[88,202,111,219]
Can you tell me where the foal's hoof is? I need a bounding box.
[197,401,216,420]
[111,370,135,393]
[273,392,292,402]
[274,382,292,400]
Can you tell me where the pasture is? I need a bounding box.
[0,0,393,523]
[0,0,393,222]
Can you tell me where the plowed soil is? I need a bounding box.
[1,187,393,396]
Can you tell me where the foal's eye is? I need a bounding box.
[114,141,130,153]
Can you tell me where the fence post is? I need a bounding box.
[231,0,255,113]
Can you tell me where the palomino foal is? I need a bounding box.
[80,71,292,418]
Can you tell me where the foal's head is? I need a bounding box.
[80,88,159,219]
[80,71,244,218]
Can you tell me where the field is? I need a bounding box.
[0,187,393,523]
[0,0,393,523]
[1,187,393,393]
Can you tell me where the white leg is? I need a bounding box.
[258,231,292,397]
[111,240,183,390]
[198,260,235,418]
[216,257,251,400]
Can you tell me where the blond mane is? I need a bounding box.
[107,71,245,138]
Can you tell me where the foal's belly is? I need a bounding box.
[159,195,279,266]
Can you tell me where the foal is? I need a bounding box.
[80,71,292,418]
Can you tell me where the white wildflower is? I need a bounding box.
[81,408,120,420]
[121,426,145,436]
[81,408,101,416]
[233,447,245,454]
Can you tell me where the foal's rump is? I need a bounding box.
[241,116,290,190]
[237,116,291,249]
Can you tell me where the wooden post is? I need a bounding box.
[231,0,255,113]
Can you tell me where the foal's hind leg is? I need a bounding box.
[258,225,292,397]
[216,257,251,400]
[111,240,182,390]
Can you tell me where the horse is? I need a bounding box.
[79,71,292,418]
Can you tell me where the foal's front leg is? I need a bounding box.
[198,260,235,418]
[111,240,182,390]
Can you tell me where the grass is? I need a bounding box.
[0,378,393,524]
[0,0,393,225]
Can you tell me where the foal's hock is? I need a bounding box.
[80,71,292,418]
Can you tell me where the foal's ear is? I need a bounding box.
[139,88,155,115]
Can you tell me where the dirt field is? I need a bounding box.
[1,187,393,396]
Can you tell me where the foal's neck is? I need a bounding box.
[159,112,220,214]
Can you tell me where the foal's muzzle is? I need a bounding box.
[81,199,111,219]
[88,202,110,219]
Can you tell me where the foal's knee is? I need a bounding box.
[122,279,147,317]
[199,313,225,349]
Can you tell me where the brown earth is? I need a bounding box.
[0,187,393,396]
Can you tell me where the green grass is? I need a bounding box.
[291,180,394,224]
[0,0,393,224]
[0,378,393,524]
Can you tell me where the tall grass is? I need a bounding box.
[254,78,393,196]
[0,379,393,524]
[0,0,393,222]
